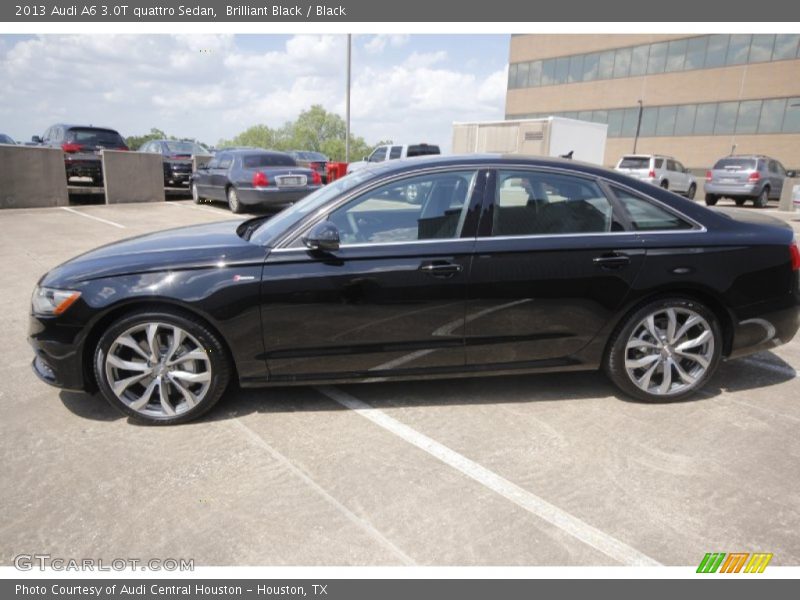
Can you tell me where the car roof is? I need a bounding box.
[51,123,121,132]
[218,148,294,156]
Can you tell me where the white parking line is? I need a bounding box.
[166,202,231,216]
[59,206,126,229]
[316,385,661,566]
[231,418,416,566]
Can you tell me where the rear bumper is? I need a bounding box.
[64,157,102,180]
[729,301,800,359]
[705,182,760,197]
[236,185,322,206]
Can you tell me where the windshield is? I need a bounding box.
[164,141,206,155]
[0,134,14,144]
[249,169,378,246]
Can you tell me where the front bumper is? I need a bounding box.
[28,314,88,391]
[237,185,322,206]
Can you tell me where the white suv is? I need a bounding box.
[615,154,697,199]
[347,143,441,174]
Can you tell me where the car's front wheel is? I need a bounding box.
[754,187,769,208]
[191,182,203,204]
[605,298,721,402]
[94,310,231,425]
[686,184,696,200]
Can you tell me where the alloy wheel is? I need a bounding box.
[104,322,212,418]
[623,307,715,396]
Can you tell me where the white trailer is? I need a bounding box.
[452,117,608,165]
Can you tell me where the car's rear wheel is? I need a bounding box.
[754,187,769,208]
[94,310,231,425]
[704,194,718,206]
[227,186,243,213]
[660,180,669,190]
[686,184,696,200]
[734,197,747,207]
[191,182,203,204]
[605,298,721,402]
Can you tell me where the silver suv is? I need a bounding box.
[705,155,795,208]
[614,154,697,198]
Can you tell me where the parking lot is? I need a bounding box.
[1,197,799,567]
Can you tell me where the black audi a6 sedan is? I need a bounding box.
[191,148,322,213]
[29,155,800,424]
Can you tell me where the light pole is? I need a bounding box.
[345,34,351,163]
[632,99,643,153]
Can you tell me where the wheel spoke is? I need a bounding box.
[644,314,660,341]
[107,354,151,373]
[673,315,700,342]
[626,338,658,351]
[167,349,207,366]
[676,330,711,352]
[169,375,199,409]
[672,360,697,385]
[159,379,176,416]
[675,350,709,370]
[111,372,149,396]
[129,378,158,410]
[665,308,677,344]
[625,354,660,369]
[658,358,674,394]
[165,326,185,363]
[146,323,160,362]
[115,335,150,360]
[170,370,210,384]
[637,360,660,390]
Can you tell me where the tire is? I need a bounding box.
[605,297,722,403]
[660,180,669,190]
[704,194,718,206]
[93,309,231,425]
[734,197,747,207]
[686,184,696,200]
[227,186,243,214]
[754,187,769,208]
[191,182,203,204]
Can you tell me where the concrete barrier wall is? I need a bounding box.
[0,145,69,209]
[778,177,800,212]
[193,154,214,172]
[102,150,165,204]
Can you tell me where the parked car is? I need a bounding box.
[190,149,322,213]
[32,124,128,185]
[614,154,697,198]
[29,154,800,424]
[288,150,330,183]
[705,155,795,208]
[0,133,16,145]
[346,143,441,173]
[139,139,209,187]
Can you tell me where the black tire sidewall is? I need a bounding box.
[93,310,231,425]
[605,297,722,403]
[227,187,242,213]
[704,194,718,206]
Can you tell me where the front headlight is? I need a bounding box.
[31,287,81,316]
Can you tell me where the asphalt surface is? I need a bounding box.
[1,196,799,567]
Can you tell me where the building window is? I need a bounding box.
[656,105,678,136]
[726,34,752,66]
[758,98,787,133]
[646,42,668,74]
[613,47,632,78]
[674,104,697,136]
[665,39,688,72]
[704,34,729,68]
[735,100,762,134]
[772,34,800,60]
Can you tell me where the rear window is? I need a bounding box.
[612,187,693,231]
[164,141,206,155]
[243,153,296,168]
[407,144,441,157]
[618,157,650,169]
[65,128,125,147]
[713,158,757,170]
[294,151,328,161]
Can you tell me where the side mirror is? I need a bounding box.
[363,156,369,162]
[31,135,42,143]
[787,170,797,178]
[303,221,340,252]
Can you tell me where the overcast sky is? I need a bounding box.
[0,34,509,151]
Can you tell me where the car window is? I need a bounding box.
[713,157,756,170]
[65,128,125,148]
[217,154,233,169]
[612,187,694,231]
[774,161,787,176]
[618,157,650,169]
[491,171,620,236]
[327,170,478,245]
[242,153,296,168]
[389,146,403,159]
[666,159,677,171]
[369,147,388,162]
[654,158,664,169]
[407,144,441,157]
[674,161,685,172]
[206,158,220,169]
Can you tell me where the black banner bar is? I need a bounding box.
[3,0,800,22]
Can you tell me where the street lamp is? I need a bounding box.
[345,34,352,163]
[632,99,643,153]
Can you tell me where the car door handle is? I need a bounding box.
[592,253,631,269]
[420,261,463,278]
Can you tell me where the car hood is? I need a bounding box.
[41,220,268,287]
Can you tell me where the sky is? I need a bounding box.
[0,34,509,151]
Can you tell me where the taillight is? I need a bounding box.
[311,170,322,185]
[705,170,713,182]
[61,143,82,153]
[252,171,269,187]
[119,145,129,151]
[748,171,760,182]
[648,169,656,178]
[790,241,800,272]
